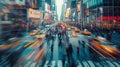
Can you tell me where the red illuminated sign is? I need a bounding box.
[98,16,120,20]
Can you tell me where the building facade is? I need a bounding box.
[82,0,120,29]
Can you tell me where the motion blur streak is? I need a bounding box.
[33,49,44,61]
[88,45,106,58]
[27,51,35,60]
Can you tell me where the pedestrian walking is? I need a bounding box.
[58,36,62,47]
[82,41,85,47]
[78,40,81,45]
[106,33,111,41]
[62,54,66,67]
[70,60,77,67]
[66,43,73,62]
[51,44,53,53]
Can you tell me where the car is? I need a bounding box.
[74,28,80,33]
[82,31,91,35]
[0,38,22,50]
[36,34,46,39]
[71,32,79,37]
[29,29,40,36]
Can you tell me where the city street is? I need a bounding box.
[0,0,120,67]
[0,23,120,67]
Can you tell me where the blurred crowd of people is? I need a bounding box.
[44,22,89,67]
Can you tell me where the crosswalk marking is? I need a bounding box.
[24,61,32,67]
[87,60,95,67]
[52,61,56,66]
[112,62,120,67]
[30,62,37,67]
[44,60,56,67]
[44,61,51,67]
[1,59,119,67]
[44,61,50,67]
[106,61,115,67]
[58,60,63,67]
[1,57,119,67]
[42,60,120,67]
[95,62,102,67]
[77,60,82,67]
[81,61,89,67]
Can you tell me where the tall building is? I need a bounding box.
[51,0,57,21]
[0,0,27,39]
[61,2,67,21]
[63,0,78,21]
[82,0,120,28]
[70,0,77,21]
[38,0,45,10]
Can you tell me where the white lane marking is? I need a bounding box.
[77,60,82,67]
[52,60,56,66]
[82,61,89,67]
[44,60,56,67]
[58,60,63,67]
[44,61,49,67]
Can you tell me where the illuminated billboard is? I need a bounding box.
[28,8,40,19]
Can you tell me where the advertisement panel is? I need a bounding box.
[28,8,40,19]
[65,8,70,18]
[77,2,81,12]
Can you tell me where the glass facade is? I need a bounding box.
[85,0,103,8]
[83,0,88,4]
[38,0,45,7]
[71,1,76,9]
[83,0,120,29]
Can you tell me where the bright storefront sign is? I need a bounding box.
[65,8,70,18]
[28,8,40,19]
[98,16,120,20]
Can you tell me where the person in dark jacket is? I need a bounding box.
[66,44,73,62]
